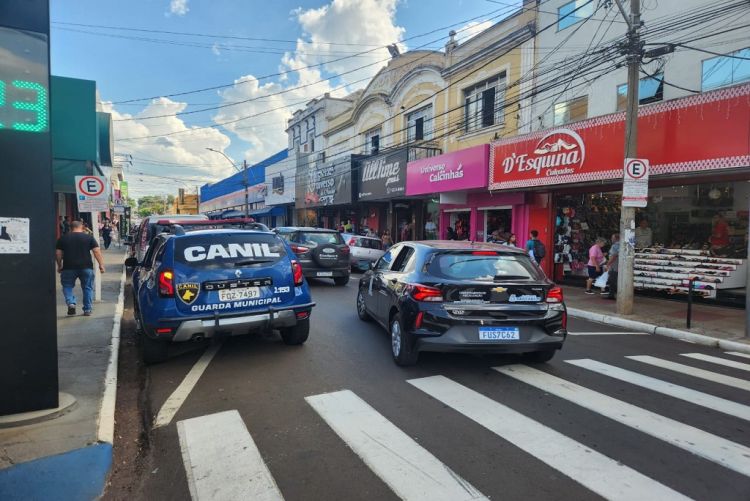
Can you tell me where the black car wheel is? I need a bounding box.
[334,275,350,286]
[522,350,556,363]
[390,313,418,366]
[141,330,168,365]
[281,318,310,345]
[356,288,371,321]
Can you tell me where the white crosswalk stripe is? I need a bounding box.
[566,358,750,422]
[726,352,750,360]
[408,375,690,501]
[627,355,750,392]
[177,410,284,501]
[681,353,750,372]
[494,364,750,477]
[306,389,487,501]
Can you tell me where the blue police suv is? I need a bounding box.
[126,223,315,364]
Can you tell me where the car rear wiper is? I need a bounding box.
[494,275,529,280]
[234,259,275,266]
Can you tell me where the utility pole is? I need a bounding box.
[615,0,641,315]
[243,159,249,218]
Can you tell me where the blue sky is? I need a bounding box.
[50,0,520,196]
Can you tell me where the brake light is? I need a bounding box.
[408,284,443,302]
[414,311,424,329]
[155,327,172,334]
[290,244,309,254]
[471,251,498,256]
[291,260,304,286]
[158,270,174,297]
[546,286,564,303]
[348,238,356,246]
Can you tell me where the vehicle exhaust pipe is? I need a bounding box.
[192,334,205,342]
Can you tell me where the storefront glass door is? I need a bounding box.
[482,207,512,243]
[447,210,470,240]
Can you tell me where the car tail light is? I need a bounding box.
[408,284,443,302]
[348,238,356,246]
[155,327,172,334]
[296,310,310,320]
[414,311,424,329]
[546,286,563,303]
[290,244,309,254]
[471,251,498,256]
[291,260,304,286]
[158,270,174,297]
[562,310,568,330]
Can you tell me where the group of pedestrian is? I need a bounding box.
[585,233,620,299]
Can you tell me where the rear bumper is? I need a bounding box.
[416,325,565,354]
[151,302,315,342]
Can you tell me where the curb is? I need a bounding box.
[567,307,750,354]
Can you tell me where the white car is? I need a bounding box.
[342,233,385,271]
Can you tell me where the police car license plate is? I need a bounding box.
[218,287,261,302]
[479,327,520,341]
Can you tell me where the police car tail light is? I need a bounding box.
[291,260,304,286]
[546,286,563,303]
[159,270,175,297]
[408,284,443,302]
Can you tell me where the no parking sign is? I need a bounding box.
[622,158,649,207]
[75,175,109,212]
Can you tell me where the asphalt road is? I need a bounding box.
[123,274,750,500]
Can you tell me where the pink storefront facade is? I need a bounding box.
[406,144,532,243]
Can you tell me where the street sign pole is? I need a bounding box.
[615,0,641,316]
[92,211,102,301]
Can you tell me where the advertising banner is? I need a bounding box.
[357,149,409,201]
[296,155,353,208]
[489,83,750,191]
[406,144,489,196]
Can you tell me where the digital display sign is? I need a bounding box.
[0,26,49,133]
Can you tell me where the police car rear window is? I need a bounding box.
[174,234,287,268]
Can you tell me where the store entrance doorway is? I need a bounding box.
[446,210,470,240]
[482,206,512,243]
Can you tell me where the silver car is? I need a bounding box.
[342,233,385,271]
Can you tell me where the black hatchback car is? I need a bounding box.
[275,227,351,286]
[357,241,567,366]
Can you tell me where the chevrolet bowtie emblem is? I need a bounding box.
[491,287,507,293]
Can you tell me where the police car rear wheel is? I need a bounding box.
[280,318,309,345]
[141,331,168,364]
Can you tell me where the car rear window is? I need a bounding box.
[298,231,344,246]
[174,233,287,268]
[427,252,544,281]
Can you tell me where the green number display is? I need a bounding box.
[11,80,48,132]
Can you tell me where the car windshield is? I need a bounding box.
[427,252,544,281]
[299,231,344,246]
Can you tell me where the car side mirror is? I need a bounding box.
[124,257,139,267]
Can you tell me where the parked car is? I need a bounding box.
[342,233,385,272]
[274,227,351,285]
[356,241,567,366]
[130,214,209,263]
[126,225,314,364]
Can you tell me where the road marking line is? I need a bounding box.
[567,331,649,336]
[567,359,750,422]
[681,353,750,372]
[726,352,750,360]
[97,266,126,444]
[305,389,487,501]
[153,342,223,429]
[408,375,689,501]
[494,364,750,477]
[628,355,750,392]
[177,410,283,501]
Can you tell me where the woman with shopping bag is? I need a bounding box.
[585,237,607,295]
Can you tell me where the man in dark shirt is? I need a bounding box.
[55,220,106,316]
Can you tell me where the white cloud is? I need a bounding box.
[212,0,406,163]
[168,0,189,16]
[103,98,234,197]
[456,20,494,43]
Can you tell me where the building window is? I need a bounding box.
[558,0,595,31]
[464,74,506,132]
[407,105,433,142]
[365,128,381,155]
[702,47,750,91]
[553,96,588,126]
[292,126,301,147]
[616,74,664,111]
[272,175,284,194]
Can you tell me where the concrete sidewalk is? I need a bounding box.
[0,246,126,500]
[563,285,749,349]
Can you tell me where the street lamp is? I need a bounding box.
[206,147,249,218]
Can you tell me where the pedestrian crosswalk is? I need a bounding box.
[174,350,750,500]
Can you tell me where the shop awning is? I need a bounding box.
[249,206,285,217]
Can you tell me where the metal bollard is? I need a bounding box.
[686,277,696,329]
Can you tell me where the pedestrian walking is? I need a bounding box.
[525,230,546,265]
[585,237,607,295]
[381,230,393,251]
[604,233,620,299]
[101,221,113,250]
[55,220,106,316]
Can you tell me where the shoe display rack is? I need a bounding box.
[634,247,746,299]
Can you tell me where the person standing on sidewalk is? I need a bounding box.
[55,220,106,316]
[525,230,545,265]
[585,237,607,295]
[604,233,620,300]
